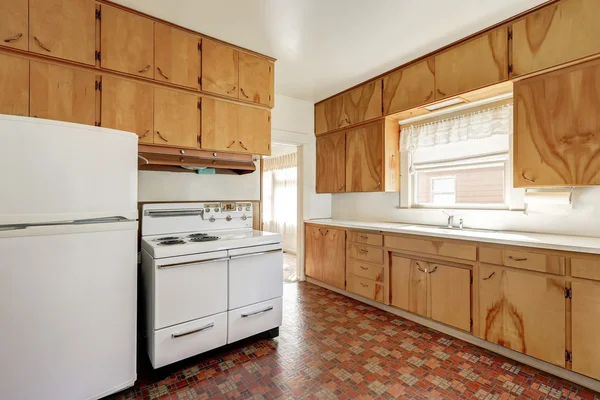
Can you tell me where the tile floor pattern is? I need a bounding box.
[111,283,599,400]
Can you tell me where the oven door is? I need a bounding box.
[228,243,283,310]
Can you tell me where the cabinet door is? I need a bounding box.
[237,105,271,155]
[390,257,427,316]
[383,59,435,114]
[29,0,95,65]
[321,228,346,289]
[30,61,96,125]
[316,132,346,193]
[435,27,508,100]
[315,95,343,135]
[154,88,199,148]
[202,38,238,98]
[429,264,471,331]
[0,0,28,51]
[346,122,383,192]
[305,225,324,281]
[101,5,154,77]
[101,76,154,143]
[154,23,200,89]
[512,0,600,77]
[239,52,273,106]
[340,80,382,127]
[514,59,600,187]
[0,54,29,116]
[571,281,600,381]
[200,98,238,152]
[477,265,565,366]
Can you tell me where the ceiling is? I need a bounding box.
[111,0,547,103]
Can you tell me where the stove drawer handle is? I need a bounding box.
[158,257,230,269]
[242,305,274,318]
[145,209,205,218]
[171,322,214,338]
[230,249,282,260]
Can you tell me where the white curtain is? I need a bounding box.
[401,104,512,151]
[263,153,297,254]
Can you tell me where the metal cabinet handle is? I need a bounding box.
[242,305,273,318]
[424,91,433,102]
[230,249,281,260]
[157,66,169,80]
[138,64,151,73]
[240,88,249,98]
[239,141,248,150]
[171,322,214,338]
[416,263,427,273]
[360,283,368,288]
[375,182,381,189]
[360,266,369,270]
[508,256,528,262]
[428,266,438,274]
[227,140,236,148]
[521,173,535,183]
[4,33,22,43]
[338,185,345,191]
[227,86,237,94]
[158,257,230,269]
[360,235,368,239]
[437,89,446,97]
[34,36,51,52]
[156,131,168,142]
[483,272,495,280]
[138,130,149,139]
[359,249,369,254]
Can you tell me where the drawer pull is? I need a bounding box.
[483,272,496,280]
[158,257,230,269]
[157,66,169,80]
[360,283,368,288]
[359,249,369,253]
[508,256,528,262]
[360,235,368,239]
[360,266,369,270]
[242,305,274,318]
[230,249,282,260]
[138,64,151,73]
[4,33,23,43]
[171,322,214,338]
[34,36,51,52]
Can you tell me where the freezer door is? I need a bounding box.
[0,115,138,225]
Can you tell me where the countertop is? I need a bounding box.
[306,218,600,255]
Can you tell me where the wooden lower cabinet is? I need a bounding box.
[0,54,29,116]
[477,264,565,366]
[390,256,428,317]
[571,281,600,380]
[153,88,199,148]
[305,225,345,289]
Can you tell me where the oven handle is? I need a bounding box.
[158,257,230,269]
[242,305,274,318]
[229,249,282,260]
[171,322,214,338]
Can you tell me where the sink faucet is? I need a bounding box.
[443,211,454,228]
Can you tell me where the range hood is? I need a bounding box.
[137,145,256,175]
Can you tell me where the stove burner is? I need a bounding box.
[188,233,208,238]
[189,236,219,242]
[159,239,185,245]
[156,236,180,241]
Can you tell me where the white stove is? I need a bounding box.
[140,202,283,369]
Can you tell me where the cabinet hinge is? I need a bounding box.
[565,350,572,362]
[470,318,473,328]
[470,276,473,284]
[508,64,513,74]
[198,77,202,86]
[197,101,202,110]
[198,42,202,51]
[95,81,102,91]
[508,30,513,40]
[565,287,572,299]
[198,135,202,145]
[95,51,101,61]
[95,9,101,20]
[95,121,101,127]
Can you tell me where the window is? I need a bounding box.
[430,176,456,204]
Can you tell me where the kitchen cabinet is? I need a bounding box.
[383,59,435,114]
[29,61,96,125]
[305,225,345,289]
[101,5,154,78]
[390,257,428,317]
[477,264,565,366]
[512,0,600,77]
[0,54,29,117]
[571,281,600,381]
[0,0,28,51]
[514,58,600,187]
[29,0,95,65]
[314,95,343,136]
[154,23,200,89]
[153,87,200,148]
[346,274,384,302]
[480,247,565,275]
[316,132,346,193]
[201,38,238,99]
[434,27,508,100]
[237,105,271,155]
[346,122,383,192]
[239,52,274,107]
[385,235,477,261]
[101,76,154,143]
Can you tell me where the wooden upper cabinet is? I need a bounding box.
[29,0,95,65]
[101,76,154,143]
[316,132,346,193]
[201,98,238,152]
[341,80,382,127]
[304,225,345,289]
[514,59,600,187]
[383,59,435,115]
[315,95,343,135]
[571,281,600,381]
[29,61,96,125]
[435,27,508,100]
[101,5,154,78]
[239,52,274,107]
[237,105,271,155]
[0,54,29,117]
[202,38,239,98]
[154,23,200,89]
[0,0,28,51]
[429,264,471,331]
[153,88,199,148]
[512,0,600,77]
[346,122,383,192]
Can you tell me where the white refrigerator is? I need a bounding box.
[0,115,138,400]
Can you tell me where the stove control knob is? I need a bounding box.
[238,207,242,211]
[215,208,220,212]
[241,215,248,220]
[205,208,210,213]
[226,215,232,222]
[209,216,215,222]
[246,206,251,211]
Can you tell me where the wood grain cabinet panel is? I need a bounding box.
[385,235,477,261]
[340,80,382,127]
[429,264,471,331]
[201,38,238,98]
[0,0,28,51]
[315,95,343,135]
[347,259,383,282]
[571,281,600,381]
[390,256,428,317]
[101,5,154,78]
[435,27,508,100]
[239,52,274,107]
[480,247,565,275]
[0,54,29,117]
[383,59,435,114]
[348,243,384,265]
[200,98,238,152]
[316,132,346,193]
[237,105,271,155]
[153,87,199,148]
[346,274,384,302]
[304,225,345,289]
[348,231,383,247]
[30,61,95,125]
[29,0,95,65]
[514,59,600,187]
[512,0,600,77]
[154,23,200,89]
[346,123,383,192]
[571,258,600,281]
[477,265,565,366]
[101,76,154,143]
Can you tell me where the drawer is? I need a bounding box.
[347,259,384,282]
[385,235,476,261]
[571,258,600,281]
[346,274,384,302]
[348,231,383,246]
[348,243,384,264]
[149,312,227,368]
[228,297,283,344]
[480,247,565,275]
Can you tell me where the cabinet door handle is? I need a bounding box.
[338,184,345,191]
[156,131,169,142]
[240,88,249,98]
[360,266,369,270]
[424,90,433,102]
[138,130,149,139]
[227,86,237,94]
[171,322,214,338]
[239,141,248,150]
[508,256,528,262]
[483,272,495,280]
[437,89,446,97]
[521,172,535,183]
[428,266,438,274]
[4,33,23,43]
[227,140,236,148]
[34,36,51,52]
[156,66,169,80]
[375,182,381,189]
[138,64,151,73]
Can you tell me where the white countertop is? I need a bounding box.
[306,219,600,255]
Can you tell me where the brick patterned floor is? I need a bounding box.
[109,282,599,400]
